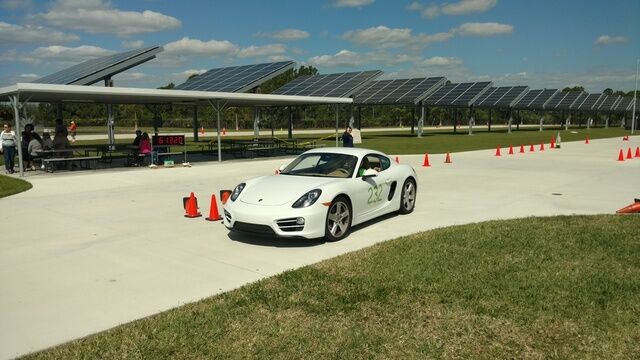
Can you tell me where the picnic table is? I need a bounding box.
[36,148,101,172]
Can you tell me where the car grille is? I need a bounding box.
[233,222,276,236]
[224,209,232,222]
[276,218,304,232]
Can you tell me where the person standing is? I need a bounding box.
[1,123,17,174]
[342,125,354,147]
[69,121,77,142]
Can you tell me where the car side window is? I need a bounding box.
[358,154,382,177]
[378,156,391,171]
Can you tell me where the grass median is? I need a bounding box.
[0,174,31,198]
[24,215,640,359]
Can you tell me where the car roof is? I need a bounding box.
[304,147,386,157]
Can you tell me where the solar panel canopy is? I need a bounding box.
[545,91,570,109]
[475,86,528,108]
[354,76,446,105]
[577,94,605,111]
[597,95,621,111]
[614,97,635,112]
[34,46,163,86]
[564,92,588,110]
[273,70,382,97]
[175,61,294,93]
[423,82,492,107]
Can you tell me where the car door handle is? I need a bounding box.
[385,179,392,184]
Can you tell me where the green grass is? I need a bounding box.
[0,174,32,197]
[24,215,640,359]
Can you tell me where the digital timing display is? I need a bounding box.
[152,135,185,146]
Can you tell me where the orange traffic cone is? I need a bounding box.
[539,143,545,151]
[626,148,633,159]
[635,146,640,158]
[585,136,589,144]
[519,145,525,153]
[205,194,222,221]
[508,145,514,155]
[395,156,400,163]
[529,144,535,152]
[184,192,202,218]
[444,152,452,163]
[222,127,227,136]
[550,137,555,149]
[617,149,625,161]
[200,126,205,135]
[422,153,431,167]
[623,135,629,141]
[495,146,501,156]
[220,190,232,205]
[616,199,640,214]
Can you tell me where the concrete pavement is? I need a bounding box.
[1,136,638,359]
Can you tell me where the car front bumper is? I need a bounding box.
[223,201,327,239]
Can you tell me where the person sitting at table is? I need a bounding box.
[137,132,152,166]
[52,128,69,150]
[21,131,34,170]
[28,132,43,171]
[133,130,142,146]
[42,131,53,150]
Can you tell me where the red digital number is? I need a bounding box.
[158,137,164,145]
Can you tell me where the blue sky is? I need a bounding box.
[1,0,638,92]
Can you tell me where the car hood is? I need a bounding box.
[240,175,339,206]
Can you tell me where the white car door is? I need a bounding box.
[351,154,392,223]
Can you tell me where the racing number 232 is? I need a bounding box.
[367,184,383,204]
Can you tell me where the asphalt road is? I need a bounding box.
[1,136,638,359]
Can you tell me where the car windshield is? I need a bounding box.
[281,153,358,178]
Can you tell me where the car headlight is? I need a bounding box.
[292,189,322,208]
[230,183,246,201]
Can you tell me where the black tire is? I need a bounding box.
[324,196,352,242]
[399,178,416,214]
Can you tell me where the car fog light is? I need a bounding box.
[296,217,305,225]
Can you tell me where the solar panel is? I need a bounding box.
[494,86,529,108]
[577,94,605,111]
[34,46,163,86]
[449,82,492,107]
[474,87,502,107]
[528,89,558,109]
[513,89,542,109]
[614,97,635,112]
[273,70,382,97]
[555,91,586,110]
[176,61,294,92]
[354,77,446,104]
[545,91,569,109]
[423,83,457,105]
[597,95,621,111]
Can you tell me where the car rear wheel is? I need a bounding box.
[399,178,416,214]
[325,196,352,242]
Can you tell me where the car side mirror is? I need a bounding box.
[361,168,378,180]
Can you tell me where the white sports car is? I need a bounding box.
[223,147,417,241]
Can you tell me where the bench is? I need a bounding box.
[244,146,277,158]
[43,156,101,172]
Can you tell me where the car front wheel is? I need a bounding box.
[325,196,352,242]
[399,178,416,214]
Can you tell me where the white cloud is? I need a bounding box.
[122,39,144,49]
[0,21,79,44]
[19,73,39,78]
[308,49,418,68]
[332,0,374,8]
[309,49,367,67]
[1,0,32,10]
[256,28,309,41]
[342,25,452,50]
[36,0,181,37]
[454,22,513,37]
[174,69,207,78]
[408,0,496,18]
[442,0,497,15]
[31,45,114,61]
[238,44,286,58]
[112,72,146,81]
[419,56,463,67]
[164,37,239,56]
[595,35,627,45]
[268,55,293,62]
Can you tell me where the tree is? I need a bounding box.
[603,88,613,95]
[187,73,199,80]
[158,82,175,90]
[562,86,585,92]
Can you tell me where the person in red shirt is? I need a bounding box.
[69,121,78,142]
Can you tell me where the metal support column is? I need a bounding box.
[9,95,24,177]
[468,108,474,135]
[453,109,457,133]
[192,105,199,142]
[417,102,425,138]
[288,106,293,139]
[357,106,362,130]
[488,108,492,131]
[104,78,115,149]
[508,109,513,134]
[516,109,521,130]
[539,111,544,131]
[348,105,355,129]
[411,107,415,134]
[335,105,339,147]
[565,113,570,130]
